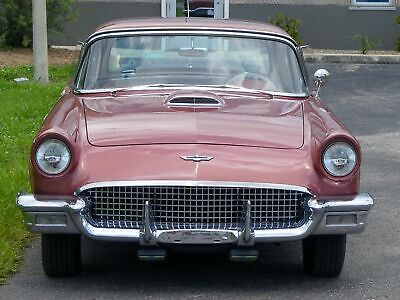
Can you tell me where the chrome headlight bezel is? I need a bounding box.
[322,142,357,177]
[35,139,72,175]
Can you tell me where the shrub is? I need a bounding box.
[396,16,400,52]
[0,0,77,48]
[355,34,379,55]
[270,14,303,44]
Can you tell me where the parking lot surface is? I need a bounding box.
[1,63,399,300]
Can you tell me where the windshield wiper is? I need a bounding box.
[144,84,189,88]
[73,84,190,96]
[74,84,274,98]
[197,85,274,98]
[109,84,191,96]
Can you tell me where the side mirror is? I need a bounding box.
[313,69,330,97]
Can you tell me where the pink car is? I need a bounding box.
[17,18,373,278]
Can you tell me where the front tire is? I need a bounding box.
[303,234,346,277]
[41,234,81,277]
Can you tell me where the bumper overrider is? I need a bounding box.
[16,186,373,246]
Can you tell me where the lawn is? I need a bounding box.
[0,64,75,283]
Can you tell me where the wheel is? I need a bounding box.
[303,234,346,277]
[41,234,82,277]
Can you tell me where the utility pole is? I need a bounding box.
[32,0,49,83]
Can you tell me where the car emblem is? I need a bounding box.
[180,155,214,162]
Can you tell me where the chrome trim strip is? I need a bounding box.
[75,180,313,196]
[87,29,297,47]
[16,194,85,212]
[309,194,374,212]
[254,218,316,241]
[79,217,141,240]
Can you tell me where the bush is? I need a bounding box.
[0,0,77,48]
[355,34,379,54]
[396,16,400,52]
[270,14,303,44]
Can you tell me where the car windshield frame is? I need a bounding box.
[74,30,309,97]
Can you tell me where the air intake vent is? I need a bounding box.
[168,97,222,107]
[165,91,224,108]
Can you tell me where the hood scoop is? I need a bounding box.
[165,91,224,108]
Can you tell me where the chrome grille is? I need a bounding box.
[79,184,312,230]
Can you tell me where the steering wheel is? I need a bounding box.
[226,72,277,91]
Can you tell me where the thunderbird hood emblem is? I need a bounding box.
[180,155,214,162]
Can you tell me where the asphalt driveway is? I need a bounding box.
[1,63,399,300]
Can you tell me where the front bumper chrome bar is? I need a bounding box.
[16,193,373,245]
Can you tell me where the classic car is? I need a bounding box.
[184,0,214,17]
[17,18,374,278]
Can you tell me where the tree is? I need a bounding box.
[271,14,303,45]
[0,0,77,48]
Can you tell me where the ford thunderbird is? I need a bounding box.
[17,18,373,277]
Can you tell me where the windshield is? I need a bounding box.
[78,34,307,94]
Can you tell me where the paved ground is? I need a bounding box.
[1,63,399,300]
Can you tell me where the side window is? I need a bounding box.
[353,0,392,5]
[75,47,89,89]
[84,44,103,89]
[350,0,394,9]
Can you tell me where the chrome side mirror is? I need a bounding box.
[313,69,330,97]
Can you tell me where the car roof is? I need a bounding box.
[91,17,294,43]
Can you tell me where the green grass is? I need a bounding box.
[0,64,74,284]
[176,0,185,17]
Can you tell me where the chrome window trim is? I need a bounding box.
[75,46,89,91]
[75,180,313,197]
[86,29,297,46]
[75,85,308,98]
[74,29,309,97]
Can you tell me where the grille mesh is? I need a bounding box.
[79,185,311,230]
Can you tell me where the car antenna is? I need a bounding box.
[186,0,190,18]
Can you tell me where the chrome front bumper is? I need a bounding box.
[16,193,373,246]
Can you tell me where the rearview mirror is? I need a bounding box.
[178,47,208,57]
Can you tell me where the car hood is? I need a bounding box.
[83,91,304,149]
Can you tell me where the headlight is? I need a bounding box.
[322,142,357,177]
[35,139,71,175]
